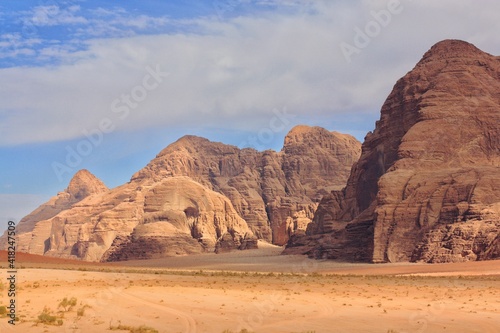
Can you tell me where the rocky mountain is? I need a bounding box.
[131,125,361,245]
[285,40,500,263]
[2,126,360,261]
[0,170,108,253]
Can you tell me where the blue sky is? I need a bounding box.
[1,0,500,230]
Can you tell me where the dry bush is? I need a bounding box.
[37,307,63,326]
[58,297,77,311]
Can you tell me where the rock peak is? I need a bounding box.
[286,40,500,263]
[284,125,360,152]
[418,39,493,65]
[157,134,238,158]
[66,169,108,200]
[176,135,210,144]
[287,125,319,135]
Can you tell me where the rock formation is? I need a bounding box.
[0,169,108,253]
[6,172,257,261]
[101,177,256,261]
[2,126,360,261]
[131,125,360,245]
[285,40,500,263]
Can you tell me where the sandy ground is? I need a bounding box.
[0,246,499,333]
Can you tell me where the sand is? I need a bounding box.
[0,248,499,333]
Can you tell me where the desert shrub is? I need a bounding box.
[130,326,159,333]
[109,323,159,333]
[58,297,77,311]
[37,307,62,325]
[0,306,6,317]
[76,304,91,317]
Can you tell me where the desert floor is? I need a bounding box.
[0,246,499,333]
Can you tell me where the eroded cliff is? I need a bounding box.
[285,40,500,263]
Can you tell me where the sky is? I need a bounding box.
[1,0,500,230]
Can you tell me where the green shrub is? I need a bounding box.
[58,297,77,311]
[130,326,159,333]
[37,307,62,325]
[109,323,159,333]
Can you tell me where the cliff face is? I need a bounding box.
[3,126,360,261]
[286,40,500,263]
[4,172,257,262]
[101,177,256,261]
[131,125,361,245]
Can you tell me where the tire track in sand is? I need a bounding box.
[119,290,197,333]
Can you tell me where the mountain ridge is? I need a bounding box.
[1,125,361,261]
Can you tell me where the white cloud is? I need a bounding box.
[0,33,42,55]
[74,6,172,39]
[1,0,500,146]
[29,5,87,26]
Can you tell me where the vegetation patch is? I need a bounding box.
[109,323,159,333]
[37,307,63,326]
[59,296,78,311]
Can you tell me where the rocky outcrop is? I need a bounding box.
[101,177,256,261]
[0,169,108,252]
[6,173,256,261]
[132,125,361,245]
[3,127,360,261]
[285,40,500,263]
[66,169,109,201]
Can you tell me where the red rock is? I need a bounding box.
[1,127,360,261]
[132,125,361,245]
[286,40,500,263]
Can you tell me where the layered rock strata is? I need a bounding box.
[131,125,360,245]
[285,40,500,263]
[2,126,360,261]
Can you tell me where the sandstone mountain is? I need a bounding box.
[2,126,360,261]
[285,40,500,263]
[0,170,108,254]
[131,125,360,245]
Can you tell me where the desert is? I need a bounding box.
[1,3,500,333]
[1,38,499,333]
[1,246,499,333]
